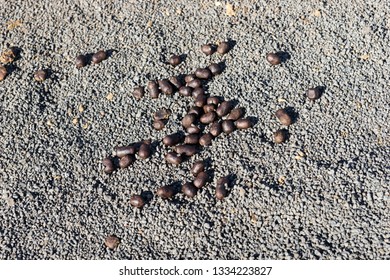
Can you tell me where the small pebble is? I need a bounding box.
[105,235,120,249]
[0,66,7,81]
[0,48,16,64]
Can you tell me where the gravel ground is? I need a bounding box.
[0,0,389,260]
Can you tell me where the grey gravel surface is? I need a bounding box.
[0,0,389,259]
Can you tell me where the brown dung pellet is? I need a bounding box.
[235,118,252,129]
[92,50,107,64]
[200,111,217,124]
[192,87,205,98]
[187,78,202,88]
[105,235,120,249]
[0,48,16,64]
[274,129,288,144]
[153,120,165,130]
[75,54,87,68]
[226,107,245,120]
[217,42,230,54]
[130,195,145,208]
[102,157,115,174]
[154,108,172,120]
[138,143,151,159]
[168,55,181,66]
[114,145,136,157]
[208,63,222,75]
[194,171,209,188]
[216,176,229,200]
[0,66,7,81]
[216,101,233,117]
[133,86,145,100]
[175,144,198,156]
[147,81,160,99]
[191,160,205,176]
[194,95,207,107]
[209,122,223,137]
[266,52,281,65]
[163,133,183,146]
[182,113,197,128]
[165,152,183,165]
[169,76,183,90]
[203,104,216,113]
[195,68,212,79]
[186,125,202,134]
[222,120,235,134]
[207,96,220,105]
[158,79,173,95]
[275,108,292,126]
[34,70,47,82]
[179,86,193,97]
[199,133,213,146]
[187,106,203,116]
[156,185,176,198]
[307,87,322,100]
[181,182,198,198]
[184,134,200,145]
[201,44,216,55]
[185,74,196,83]
[119,154,134,168]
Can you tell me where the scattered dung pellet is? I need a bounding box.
[266,52,281,65]
[133,86,145,100]
[191,160,205,176]
[105,235,120,249]
[275,108,293,126]
[153,119,165,130]
[182,182,198,198]
[307,87,322,100]
[163,133,183,146]
[169,76,183,90]
[179,86,192,97]
[130,195,145,208]
[201,44,216,55]
[199,133,213,146]
[195,68,212,79]
[138,143,151,159]
[158,79,173,95]
[192,87,205,98]
[92,50,107,64]
[187,106,203,116]
[216,176,229,200]
[194,171,209,188]
[226,107,245,120]
[114,145,136,157]
[185,74,196,83]
[207,96,220,105]
[182,113,197,128]
[209,122,223,137]
[156,185,176,199]
[184,134,200,145]
[208,63,222,75]
[216,101,233,117]
[187,78,202,88]
[222,120,235,134]
[274,129,288,144]
[203,104,216,113]
[0,48,16,64]
[0,66,7,81]
[168,55,181,66]
[200,111,217,124]
[34,70,47,82]
[165,152,183,165]
[147,81,160,99]
[102,157,115,174]
[236,118,252,129]
[154,108,172,120]
[119,154,134,168]
[187,125,201,134]
[175,144,198,156]
[75,54,87,68]
[194,95,207,107]
[217,42,230,54]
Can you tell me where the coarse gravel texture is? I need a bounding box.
[0,0,389,260]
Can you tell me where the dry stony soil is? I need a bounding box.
[0,0,389,259]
